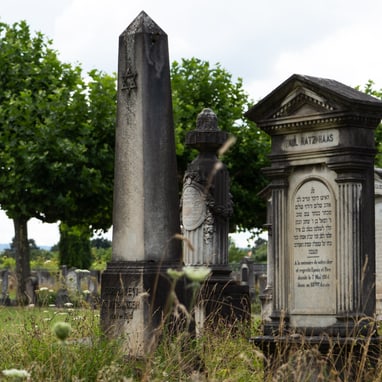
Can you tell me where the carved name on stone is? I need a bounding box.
[182,185,206,230]
[282,129,339,151]
[291,179,336,314]
[103,286,140,321]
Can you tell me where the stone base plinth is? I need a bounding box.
[251,334,381,380]
[192,280,251,327]
[100,260,184,356]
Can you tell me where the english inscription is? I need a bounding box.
[282,129,339,151]
[292,179,336,313]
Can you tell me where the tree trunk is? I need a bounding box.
[13,216,31,305]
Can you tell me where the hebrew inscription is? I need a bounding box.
[292,179,336,313]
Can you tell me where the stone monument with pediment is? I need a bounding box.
[246,74,382,366]
[374,168,382,314]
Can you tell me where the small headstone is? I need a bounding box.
[65,270,78,292]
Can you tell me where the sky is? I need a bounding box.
[1,0,382,247]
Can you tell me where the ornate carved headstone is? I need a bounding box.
[246,74,382,369]
[100,11,182,356]
[181,108,250,323]
[181,108,232,277]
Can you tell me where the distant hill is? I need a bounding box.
[0,243,51,251]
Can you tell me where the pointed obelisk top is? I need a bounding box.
[124,10,166,36]
[112,10,181,262]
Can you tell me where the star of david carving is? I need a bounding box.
[121,68,137,93]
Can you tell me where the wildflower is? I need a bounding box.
[53,321,71,341]
[167,268,184,281]
[2,368,30,379]
[182,266,211,282]
[64,302,73,308]
[75,269,90,274]
[39,287,49,292]
[83,289,91,294]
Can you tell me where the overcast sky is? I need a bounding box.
[1,0,382,246]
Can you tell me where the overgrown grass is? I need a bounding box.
[2,306,382,381]
[0,306,264,381]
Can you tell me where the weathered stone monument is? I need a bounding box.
[374,168,382,314]
[100,11,182,356]
[181,108,250,323]
[245,74,382,369]
[182,108,232,276]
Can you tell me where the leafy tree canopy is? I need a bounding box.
[0,20,116,302]
[171,58,270,232]
[357,80,382,167]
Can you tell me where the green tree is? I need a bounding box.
[59,223,92,269]
[171,58,270,232]
[0,21,116,303]
[357,80,382,167]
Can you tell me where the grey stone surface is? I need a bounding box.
[181,108,232,275]
[112,11,181,262]
[100,12,183,356]
[246,74,382,336]
[375,168,382,314]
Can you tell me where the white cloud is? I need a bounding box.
[2,0,382,244]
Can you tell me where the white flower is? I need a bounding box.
[183,266,211,282]
[64,302,73,308]
[39,287,49,292]
[2,369,30,378]
[167,268,184,281]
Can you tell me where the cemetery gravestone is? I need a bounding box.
[245,74,382,365]
[181,108,250,324]
[100,11,183,356]
[375,168,382,314]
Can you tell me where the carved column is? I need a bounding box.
[262,169,289,331]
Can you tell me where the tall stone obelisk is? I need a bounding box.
[100,11,182,356]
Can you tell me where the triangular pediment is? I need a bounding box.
[270,87,337,119]
[245,74,382,127]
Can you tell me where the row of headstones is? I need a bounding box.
[0,267,100,306]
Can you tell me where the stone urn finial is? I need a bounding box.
[186,108,228,152]
[196,108,218,131]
